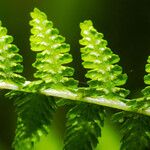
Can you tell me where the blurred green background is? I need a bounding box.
[0,0,150,149]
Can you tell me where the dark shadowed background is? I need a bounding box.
[0,0,150,149]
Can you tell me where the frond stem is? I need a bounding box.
[1,81,150,117]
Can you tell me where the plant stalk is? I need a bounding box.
[0,82,150,117]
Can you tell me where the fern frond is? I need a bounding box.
[29,8,78,90]
[64,103,105,150]
[0,21,25,87]
[80,20,129,98]
[113,111,150,150]
[7,91,57,150]
[141,56,150,108]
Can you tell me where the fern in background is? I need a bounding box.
[0,21,25,87]
[113,111,150,150]
[64,103,104,150]
[0,7,150,150]
[7,92,57,150]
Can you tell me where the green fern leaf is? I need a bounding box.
[113,111,150,150]
[80,20,129,98]
[29,8,78,90]
[6,91,57,150]
[64,103,105,150]
[141,55,150,108]
[0,21,25,86]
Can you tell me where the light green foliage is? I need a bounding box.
[80,20,129,98]
[0,21,25,85]
[29,8,78,90]
[6,91,57,150]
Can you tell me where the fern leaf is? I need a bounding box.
[141,56,150,108]
[29,8,78,90]
[64,103,105,150]
[113,111,150,150]
[0,21,25,86]
[6,91,57,150]
[80,20,129,98]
